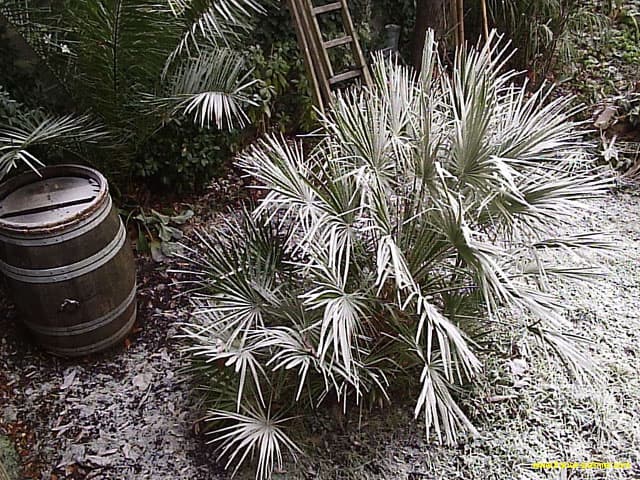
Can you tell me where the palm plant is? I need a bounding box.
[0,0,263,180]
[179,31,612,479]
[0,113,106,180]
[0,86,105,180]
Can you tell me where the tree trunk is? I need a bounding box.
[412,0,447,70]
[0,12,71,112]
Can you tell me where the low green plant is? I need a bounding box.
[0,435,21,480]
[179,31,612,479]
[567,1,640,108]
[597,92,640,174]
[615,92,640,128]
[123,206,193,262]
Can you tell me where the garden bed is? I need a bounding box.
[1,184,639,480]
[2,2,640,477]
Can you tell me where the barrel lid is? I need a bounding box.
[0,165,108,235]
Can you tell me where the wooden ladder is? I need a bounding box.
[287,0,372,113]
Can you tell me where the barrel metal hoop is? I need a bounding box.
[45,305,137,357]
[0,220,126,283]
[22,283,137,337]
[0,195,112,246]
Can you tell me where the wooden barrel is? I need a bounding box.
[0,165,136,356]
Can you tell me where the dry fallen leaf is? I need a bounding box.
[60,369,77,390]
[509,358,529,376]
[594,105,618,130]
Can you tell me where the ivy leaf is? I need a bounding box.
[170,209,194,224]
[137,228,150,253]
[150,241,166,262]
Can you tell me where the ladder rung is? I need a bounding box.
[312,2,342,15]
[323,35,352,49]
[329,68,363,85]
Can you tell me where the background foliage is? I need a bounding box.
[0,0,262,190]
[1,0,620,191]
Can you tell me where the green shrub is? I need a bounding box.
[135,120,235,192]
[0,85,37,126]
[245,42,316,134]
[180,31,612,480]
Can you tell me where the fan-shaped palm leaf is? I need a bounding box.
[207,406,301,480]
[0,114,106,180]
[181,29,614,479]
[153,48,256,129]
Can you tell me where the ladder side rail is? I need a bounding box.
[286,0,326,113]
[338,0,372,87]
[305,0,336,88]
[299,0,333,104]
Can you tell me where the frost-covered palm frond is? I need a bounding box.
[153,48,256,129]
[181,29,614,479]
[207,407,301,480]
[163,0,265,76]
[181,317,267,410]
[165,6,231,69]
[403,325,479,445]
[300,262,370,374]
[0,114,106,180]
[166,0,190,15]
[175,209,290,343]
[166,0,264,34]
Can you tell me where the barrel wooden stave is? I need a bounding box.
[0,206,120,270]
